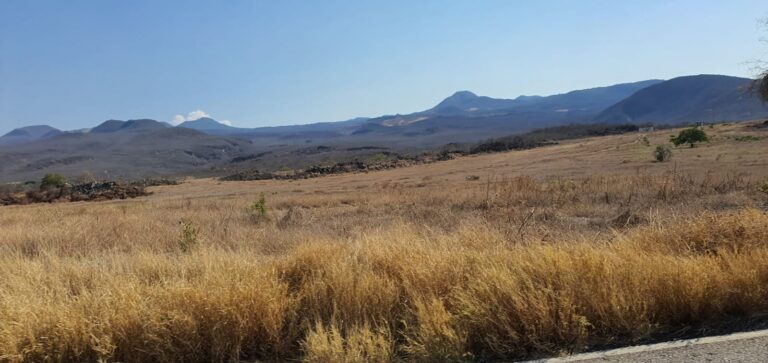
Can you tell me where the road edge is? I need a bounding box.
[523,329,768,362]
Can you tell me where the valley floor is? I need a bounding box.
[1,121,767,362]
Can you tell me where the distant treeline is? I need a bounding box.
[463,123,644,154]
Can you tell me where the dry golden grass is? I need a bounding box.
[1,122,768,362]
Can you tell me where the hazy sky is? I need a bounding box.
[1,0,767,134]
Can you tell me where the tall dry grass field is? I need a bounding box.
[1,123,768,362]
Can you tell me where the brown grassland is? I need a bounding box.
[1,122,768,362]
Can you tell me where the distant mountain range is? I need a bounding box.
[426,79,663,117]
[0,125,63,145]
[594,75,767,124]
[354,79,664,138]
[1,74,766,182]
[176,116,371,137]
[0,119,251,182]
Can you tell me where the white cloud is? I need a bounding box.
[170,109,233,126]
[172,115,186,125]
[186,110,210,120]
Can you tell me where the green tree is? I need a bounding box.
[40,173,68,190]
[670,127,708,148]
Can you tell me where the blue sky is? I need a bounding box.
[1,0,766,134]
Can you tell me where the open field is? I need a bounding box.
[1,121,768,362]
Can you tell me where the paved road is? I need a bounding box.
[528,330,768,363]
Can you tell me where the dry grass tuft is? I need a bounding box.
[303,322,394,363]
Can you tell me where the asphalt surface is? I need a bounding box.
[528,330,768,363]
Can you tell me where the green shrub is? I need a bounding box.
[248,193,269,223]
[670,127,708,148]
[177,220,199,253]
[367,153,390,163]
[760,182,768,195]
[653,145,672,162]
[734,135,762,142]
[40,173,68,190]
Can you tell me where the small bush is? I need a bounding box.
[640,136,650,146]
[177,220,200,253]
[367,153,391,164]
[734,135,762,142]
[670,127,708,148]
[760,182,768,195]
[40,173,68,190]
[654,145,672,162]
[248,193,269,223]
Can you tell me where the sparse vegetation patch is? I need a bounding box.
[0,177,151,206]
[222,151,456,181]
[733,135,763,142]
[468,124,640,154]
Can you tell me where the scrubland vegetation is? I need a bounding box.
[1,122,768,362]
[466,123,641,154]
[0,176,178,206]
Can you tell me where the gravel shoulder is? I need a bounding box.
[527,329,768,363]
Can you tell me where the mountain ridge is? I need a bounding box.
[595,75,768,124]
[0,125,62,146]
[4,75,766,142]
[91,119,171,133]
[178,117,236,131]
